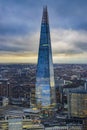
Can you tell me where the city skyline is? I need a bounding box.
[0,0,87,63]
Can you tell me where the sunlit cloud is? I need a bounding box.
[0,28,87,63]
[51,29,87,55]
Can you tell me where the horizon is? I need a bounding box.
[0,62,87,65]
[0,0,87,63]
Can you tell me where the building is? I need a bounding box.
[83,119,87,130]
[45,126,68,130]
[68,90,87,118]
[0,79,11,98]
[0,109,44,130]
[35,6,56,108]
[67,124,83,130]
[45,124,82,130]
[8,119,22,130]
[0,96,9,106]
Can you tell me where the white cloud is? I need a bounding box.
[51,28,87,55]
[0,28,87,63]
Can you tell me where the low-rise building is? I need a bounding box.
[0,96,9,106]
[0,108,44,130]
[45,124,83,130]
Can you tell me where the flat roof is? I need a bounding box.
[69,90,87,94]
[23,108,40,113]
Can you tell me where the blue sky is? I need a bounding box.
[0,0,87,63]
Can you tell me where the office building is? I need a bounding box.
[68,90,87,118]
[35,6,56,108]
[0,79,11,98]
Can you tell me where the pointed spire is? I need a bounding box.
[42,6,49,24]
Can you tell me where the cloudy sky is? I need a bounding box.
[0,0,87,63]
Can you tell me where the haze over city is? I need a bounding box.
[0,0,87,63]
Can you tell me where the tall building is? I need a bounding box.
[68,90,87,118]
[35,6,56,108]
[0,79,11,98]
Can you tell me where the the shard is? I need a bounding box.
[35,6,56,108]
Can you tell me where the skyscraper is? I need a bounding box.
[35,6,56,108]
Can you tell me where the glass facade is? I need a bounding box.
[35,7,56,108]
[8,119,22,130]
[68,91,87,118]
